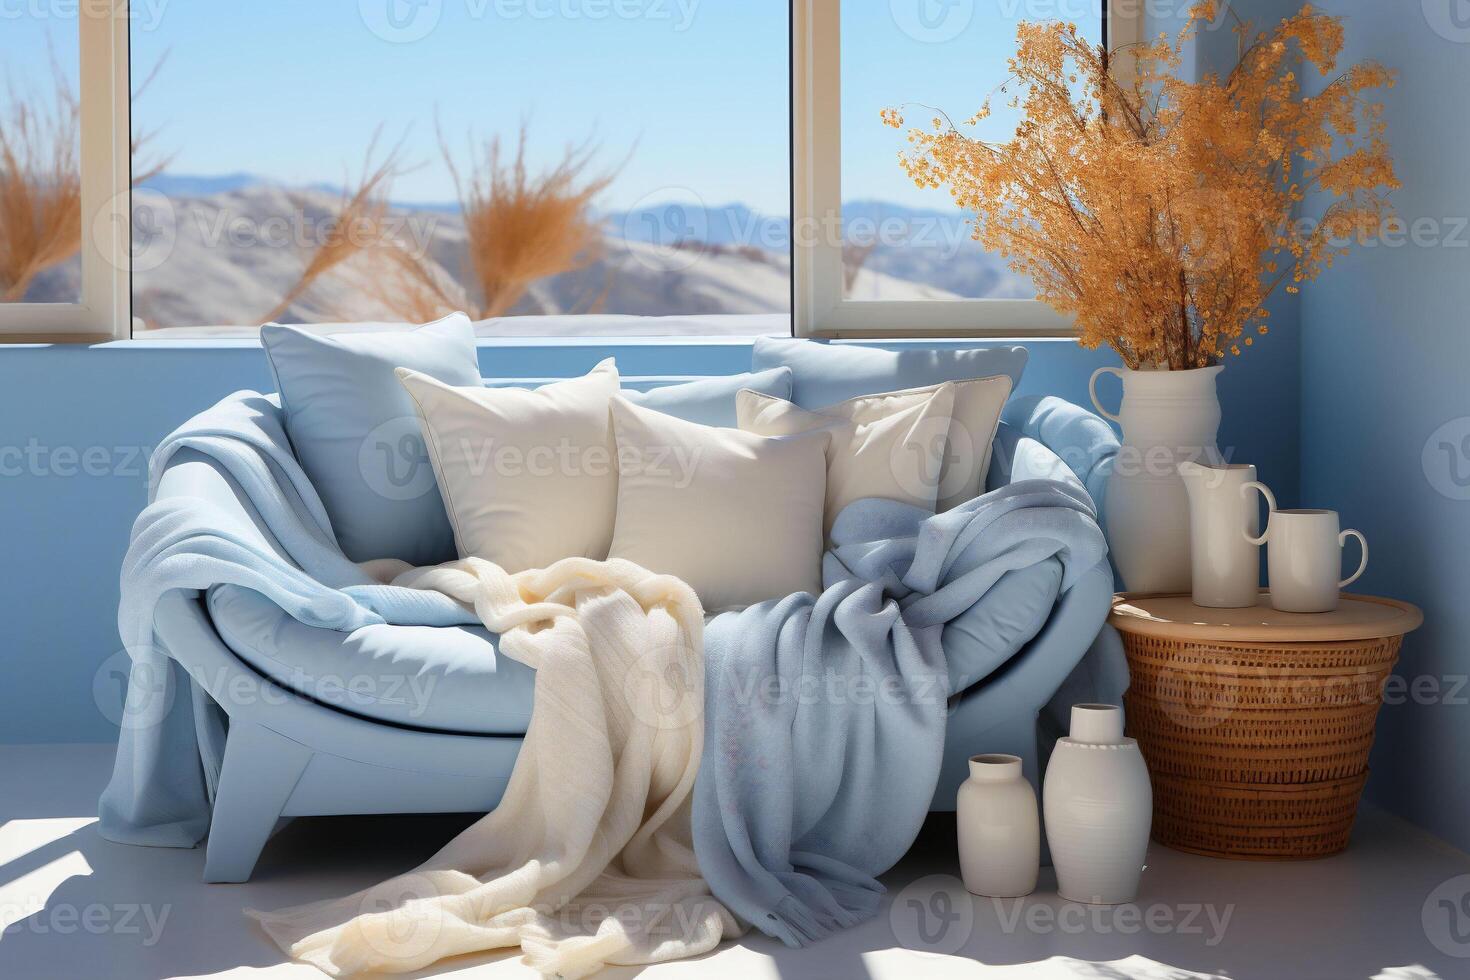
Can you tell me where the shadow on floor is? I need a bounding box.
[1,752,1461,980]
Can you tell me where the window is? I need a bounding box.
[0,5,128,340]
[125,1,792,338]
[793,0,1132,337]
[1,1,1133,341]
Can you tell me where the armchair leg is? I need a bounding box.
[204,721,311,883]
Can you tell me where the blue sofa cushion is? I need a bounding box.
[751,337,1028,406]
[621,367,792,427]
[261,315,482,566]
[207,584,535,735]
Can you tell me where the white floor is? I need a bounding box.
[1,744,1465,980]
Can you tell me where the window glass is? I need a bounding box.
[1,14,82,306]
[841,2,1104,300]
[129,2,791,336]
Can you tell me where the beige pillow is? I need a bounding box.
[933,375,1014,511]
[397,359,620,572]
[607,398,830,613]
[737,382,958,536]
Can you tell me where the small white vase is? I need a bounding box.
[1091,365,1225,593]
[956,754,1039,898]
[1043,705,1152,905]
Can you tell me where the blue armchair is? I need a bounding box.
[144,383,1121,882]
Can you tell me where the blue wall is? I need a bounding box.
[1296,2,1470,851]
[0,334,1300,744]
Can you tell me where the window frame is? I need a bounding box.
[791,0,1139,339]
[0,0,131,342]
[2,1,1140,343]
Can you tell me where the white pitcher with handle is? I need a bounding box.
[1091,365,1224,593]
[1178,462,1262,608]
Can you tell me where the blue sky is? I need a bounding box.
[5,1,1100,214]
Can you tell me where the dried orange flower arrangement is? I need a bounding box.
[883,2,1398,370]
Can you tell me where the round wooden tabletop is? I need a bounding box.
[1109,592,1423,643]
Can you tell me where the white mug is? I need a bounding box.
[1242,483,1368,613]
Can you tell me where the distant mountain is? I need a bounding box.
[138,172,462,212]
[111,183,958,331]
[46,175,1030,325]
[604,202,788,252]
[604,197,1034,299]
[138,172,260,197]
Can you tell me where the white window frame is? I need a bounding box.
[0,0,131,342]
[3,1,1141,343]
[792,0,1140,339]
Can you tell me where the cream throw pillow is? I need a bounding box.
[931,374,1013,511]
[397,359,621,572]
[607,398,830,613]
[737,382,960,536]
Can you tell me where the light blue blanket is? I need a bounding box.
[693,481,1108,946]
[98,392,477,847]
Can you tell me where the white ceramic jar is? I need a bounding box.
[1091,365,1225,593]
[956,753,1039,898]
[1042,704,1152,905]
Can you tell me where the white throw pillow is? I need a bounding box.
[607,398,830,613]
[737,382,959,537]
[397,359,621,572]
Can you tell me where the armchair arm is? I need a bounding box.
[995,394,1120,513]
[153,447,294,569]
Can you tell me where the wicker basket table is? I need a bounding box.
[1109,592,1421,860]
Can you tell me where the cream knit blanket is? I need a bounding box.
[248,557,738,978]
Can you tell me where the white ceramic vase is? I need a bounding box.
[956,754,1039,898]
[1178,461,1263,608]
[1091,365,1225,593]
[1043,704,1152,905]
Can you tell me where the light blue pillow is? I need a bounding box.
[751,337,1027,408]
[261,314,482,565]
[621,367,792,427]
